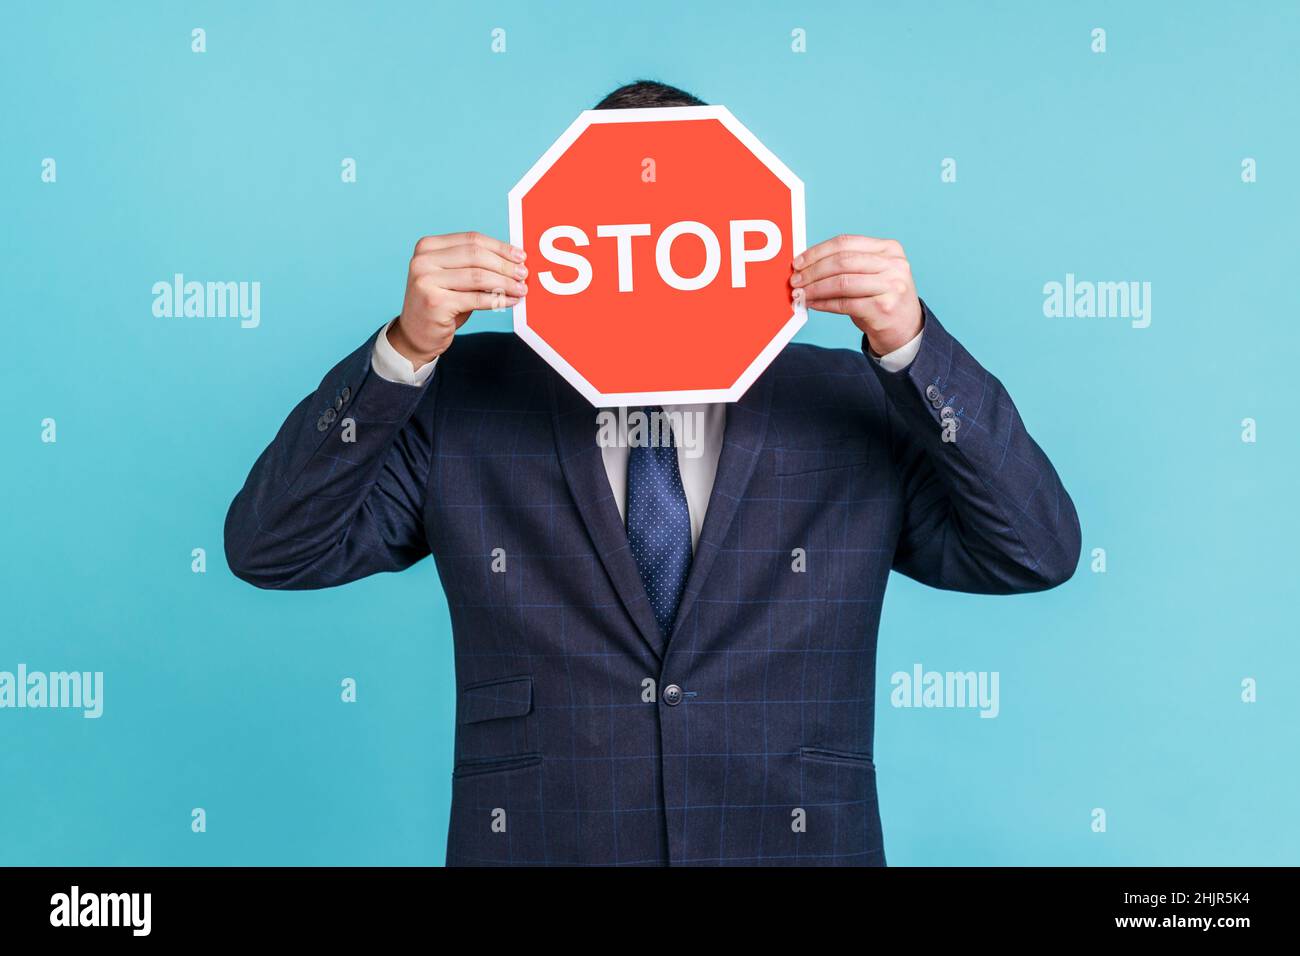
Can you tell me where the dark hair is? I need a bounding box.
[594,80,706,110]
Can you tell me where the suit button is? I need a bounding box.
[925,384,942,403]
[333,394,344,411]
[940,405,956,420]
[662,684,682,706]
[316,417,329,432]
[340,386,351,403]
[322,407,337,424]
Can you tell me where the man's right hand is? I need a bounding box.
[388,232,528,366]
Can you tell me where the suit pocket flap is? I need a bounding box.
[774,442,871,476]
[458,676,533,724]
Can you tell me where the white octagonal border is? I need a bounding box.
[508,105,807,408]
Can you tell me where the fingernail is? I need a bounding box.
[790,272,802,286]
[515,265,528,279]
[516,282,528,295]
[793,254,804,268]
[511,247,527,261]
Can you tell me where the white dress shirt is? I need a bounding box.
[370,319,923,551]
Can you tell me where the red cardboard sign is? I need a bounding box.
[509,105,806,406]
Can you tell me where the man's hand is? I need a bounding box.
[388,232,529,366]
[790,235,923,356]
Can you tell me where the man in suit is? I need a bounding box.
[225,80,1081,866]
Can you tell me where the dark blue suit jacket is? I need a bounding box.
[225,303,1080,866]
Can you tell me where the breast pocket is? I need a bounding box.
[773,440,872,477]
[455,675,536,766]
[762,440,885,608]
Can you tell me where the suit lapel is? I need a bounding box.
[667,372,773,648]
[548,374,668,660]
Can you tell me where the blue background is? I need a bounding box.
[2,0,1296,865]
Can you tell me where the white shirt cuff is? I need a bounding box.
[371,319,437,386]
[871,327,924,373]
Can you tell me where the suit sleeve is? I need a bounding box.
[868,302,1082,594]
[223,324,436,590]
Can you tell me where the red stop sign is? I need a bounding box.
[508,105,806,406]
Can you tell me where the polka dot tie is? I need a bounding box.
[626,405,693,637]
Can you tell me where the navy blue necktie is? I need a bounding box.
[626,406,693,637]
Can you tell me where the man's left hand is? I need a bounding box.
[791,234,923,356]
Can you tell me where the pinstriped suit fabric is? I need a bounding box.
[225,303,1080,866]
